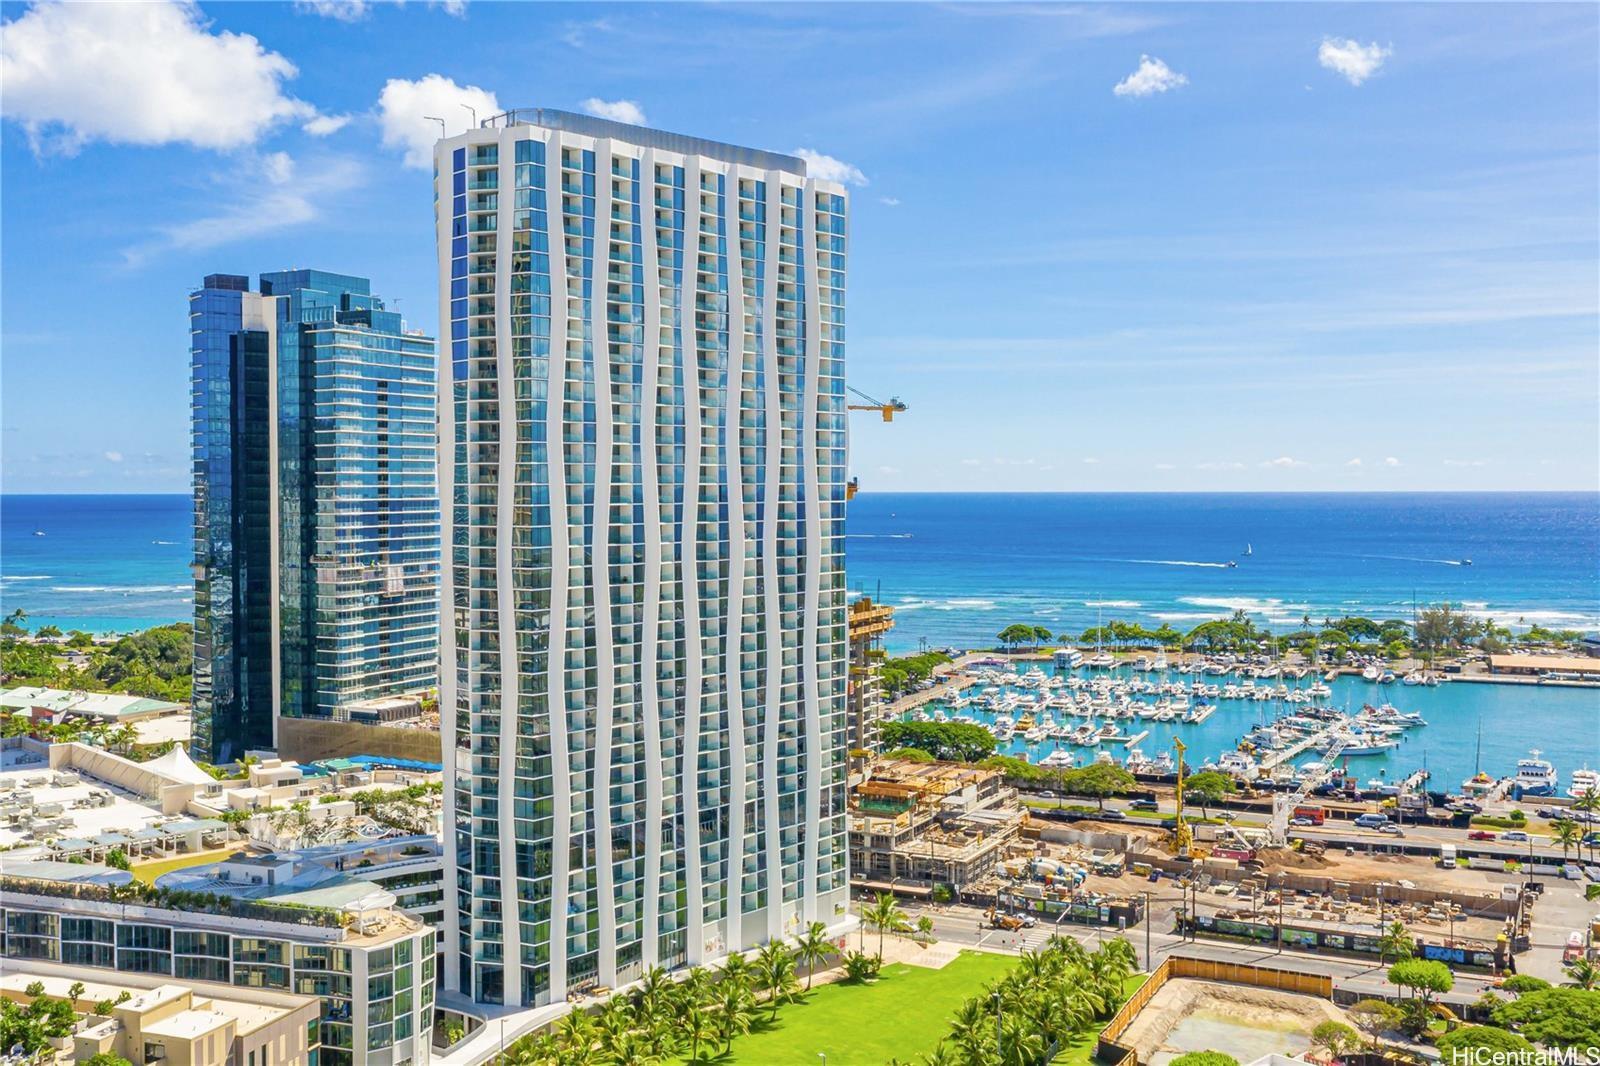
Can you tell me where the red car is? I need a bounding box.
[1468,830,1497,841]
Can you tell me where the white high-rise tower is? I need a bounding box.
[433,110,850,1007]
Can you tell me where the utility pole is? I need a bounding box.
[992,990,1003,1061]
[1143,890,1153,970]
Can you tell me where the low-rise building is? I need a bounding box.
[1,962,321,1066]
[1,859,435,1065]
[848,759,1025,894]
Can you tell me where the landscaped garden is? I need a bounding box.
[492,901,1147,1066]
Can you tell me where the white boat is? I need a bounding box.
[1150,752,1175,775]
[1217,751,1258,778]
[1512,750,1558,798]
[1361,665,1381,682]
[1087,653,1116,669]
[1041,749,1077,769]
[1570,767,1600,800]
[1054,648,1084,669]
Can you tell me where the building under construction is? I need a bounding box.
[847,597,897,753]
[848,759,1026,895]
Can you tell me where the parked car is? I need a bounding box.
[1468,830,1497,841]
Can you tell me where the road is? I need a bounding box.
[889,898,1502,1005]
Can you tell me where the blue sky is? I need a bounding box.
[2,1,1596,494]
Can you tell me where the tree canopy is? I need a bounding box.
[878,721,998,762]
[1492,987,1600,1050]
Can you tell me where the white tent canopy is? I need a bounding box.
[142,744,215,786]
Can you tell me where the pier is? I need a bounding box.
[1258,722,1338,771]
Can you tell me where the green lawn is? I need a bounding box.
[673,950,1016,1065]
[672,952,1144,1066]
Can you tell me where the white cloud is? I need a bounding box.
[296,0,467,18]
[377,74,499,169]
[794,149,867,186]
[1382,456,1402,467]
[1261,456,1307,468]
[303,113,351,137]
[122,152,362,266]
[103,451,123,463]
[1318,38,1391,86]
[1081,457,1100,465]
[579,97,647,126]
[295,0,369,21]
[1345,458,1363,467]
[1153,462,1177,470]
[879,196,901,207]
[1113,55,1188,98]
[1,0,318,153]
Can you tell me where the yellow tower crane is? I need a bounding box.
[845,387,908,500]
[846,387,908,422]
[1172,737,1192,858]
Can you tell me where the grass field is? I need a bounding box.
[669,951,1142,1066]
[129,846,244,884]
[671,950,1017,1065]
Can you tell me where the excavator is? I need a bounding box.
[845,387,908,500]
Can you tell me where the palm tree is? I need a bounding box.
[555,1010,599,1065]
[794,920,832,990]
[712,981,752,1052]
[755,941,798,1020]
[1564,957,1600,990]
[1575,788,1600,862]
[1378,921,1415,966]
[716,952,753,990]
[921,1040,962,1066]
[631,965,673,1028]
[997,1015,1045,1066]
[865,891,909,961]
[1552,818,1583,862]
[594,998,633,1060]
[607,1030,659,1066]
[681,1001,718,1063]
[947,998,994,1063]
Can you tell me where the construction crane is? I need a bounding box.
[1172,737,1192,858]
[1268,731,1349,847]
[845,387,908,500]
[847,387,907,422]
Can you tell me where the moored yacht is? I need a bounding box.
[1570,767,1600,800]
[1511,750,1558,798]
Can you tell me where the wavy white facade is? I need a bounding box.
[433,111,849,1008]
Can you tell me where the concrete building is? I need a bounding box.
[190,270,439,763]
[1,859,435,1066]
[846,598,896,753]
[433,109,850,1007]
[1,963,321,1066]
[849,759,1024,895]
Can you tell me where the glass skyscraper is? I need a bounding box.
[190,270,440,763]
[433,111,850,1007]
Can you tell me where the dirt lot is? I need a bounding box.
[1120,978,1350,1065]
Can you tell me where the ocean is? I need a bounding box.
[844,492,1600,653]
[2,491,1596,785]
[1,494,191,634]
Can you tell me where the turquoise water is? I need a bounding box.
[929,663,1600,795]
[847,492,1600,651]
[2,492,1595,785]
[1,495,191,633]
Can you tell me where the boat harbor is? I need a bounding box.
[897,654,1600,800]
